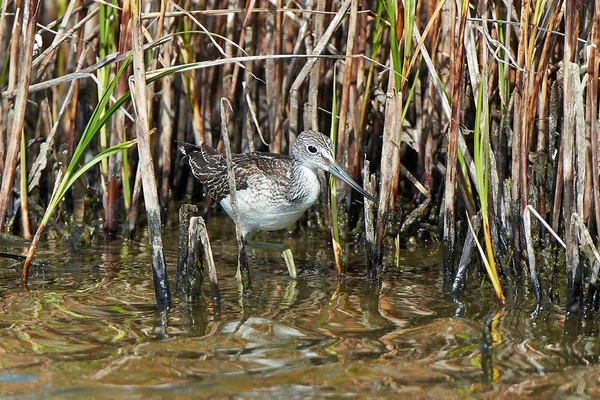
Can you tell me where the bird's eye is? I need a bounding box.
[307,145,318,154]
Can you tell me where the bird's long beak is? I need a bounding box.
[328,163,377,202]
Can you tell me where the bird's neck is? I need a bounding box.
[288,161,321,206]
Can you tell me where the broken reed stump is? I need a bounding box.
[363,159,378,280]
[451,212,482,297]
[185,217,205,303]
[176,204,221,310]
[197,217,221,312]
[220,98,251,291]
[176,204,198,297]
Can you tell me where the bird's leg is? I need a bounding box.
[235,232,256,280]
[244,233,297,279]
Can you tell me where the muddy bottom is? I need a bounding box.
[1,216,599,399]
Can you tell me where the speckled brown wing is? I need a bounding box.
[181,144,292,202]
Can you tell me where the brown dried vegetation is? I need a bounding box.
[0,0,599,313]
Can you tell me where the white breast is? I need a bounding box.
[219,165,321,236]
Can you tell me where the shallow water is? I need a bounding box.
[1,217,600,399]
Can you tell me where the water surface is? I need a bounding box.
[1,217,600,399]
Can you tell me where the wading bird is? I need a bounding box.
[181,130,376,278]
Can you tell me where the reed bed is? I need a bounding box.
[0,0,598,315]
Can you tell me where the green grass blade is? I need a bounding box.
[122,145,131,211]
[71,55,133,174]
[330,64,342,272]
[384,0,402,89]
[42,140,137,227]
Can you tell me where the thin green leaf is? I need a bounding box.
[42,140,137,226]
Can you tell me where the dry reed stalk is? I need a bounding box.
[2,0,22,231]
[5,53,327,101]
[550,81,563,235]
[463,16,480,104]
[526,4,562,162]
[375,76,401,270]
[335,0,358,174]
[0,0,40,235]
[281,13,300,145]
[452,212,481,296]
[170,2,207,145]
[243,7,258,152]
[534,18,553,227]
[584,142,593,224]
[419,1,444,194]
[185,48,206,146]
[19,131,30,239]
[473,2,503,295]
[272,1,283,153]
[523,5,563,242]
[243,83,257,152]
[306,0,324,131]
[140,1,168,220]
[519,1,545,214]
[0,0,10,174]
[351,0,367,184]
[66,16,87,226]
[65,9,88,154]
[148,0,168,104]
[105,0,132,234]
[563,0,581,311]
[290,0,352,140]
[438,0,455,94]
[363,160,377,276]
[130,0,171,308]
[242,58,256,151]
[488,148,501,261]
[266,0,282,153]
[158,5,175,216]
[413,21,451,212]
[185,216,205,303]
[509,0,530,263]
[200,67,214,147]
[523,206,540,301]
[197,216,221,309]
[499,1,510,107]
[572,213,600,298]
[32,0,81,79]
[127,163,143,238]
[328,191,343,276]
[461,32,483,193]
[220,98,251,289]
[304,12,318,130]
[228,0,256,123]
[442,0,468,277]
[538,74,550,215]
[282,9,308,134]
[574,79,585,220]
[519,14,533,214]
[174,84,190,201]
[587,1,600,247]
[222,0,237,101]
[177,204,198,296]
[28,97,53,190]
[1,49,128,99]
